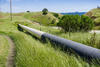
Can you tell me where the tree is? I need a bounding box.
[27,11,30,13]
[57,15,94,32]
[80,15,94,31]
[42,8,48,15]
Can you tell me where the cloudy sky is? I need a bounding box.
[0,0,100,13]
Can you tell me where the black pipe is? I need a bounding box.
[41,33,100,59]
[18,24,100,60]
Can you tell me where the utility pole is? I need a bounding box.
[0,0,1,12]
[10,0,12,21]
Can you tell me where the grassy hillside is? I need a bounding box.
[13,12,62,26]
[0,12,100,67]
[85,8,100,29]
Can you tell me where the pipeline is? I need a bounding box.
[18,24,100,59]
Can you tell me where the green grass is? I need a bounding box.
[22,12,62,26]
[10,32,99,67]
[85,8,100,29]
[0,12,100,67]
[0,35,9,67]
[91,8,100,17]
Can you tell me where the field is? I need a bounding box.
[0,12,100,67]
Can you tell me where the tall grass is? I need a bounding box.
[0,35,10,67]
[0,13,100,67]
[9,32,99,67]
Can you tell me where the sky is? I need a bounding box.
[0,0,100,13]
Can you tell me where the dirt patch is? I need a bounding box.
[0,15,3,18]
[32,22,40,25]
[5,36,16,67]
[0,22,2,24]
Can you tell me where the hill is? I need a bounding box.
[13,12,63,26]
[85,8,100,30]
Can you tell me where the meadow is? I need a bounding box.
[0,12,100,67]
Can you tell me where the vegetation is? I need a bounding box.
[0,12,100,67]
[42,8,48,15]
[51,19,56,24]
[23,12,62,26]
[57,15,94,32]
[52,13,59,18]
[0,35,9,67]
[11,32,91,67]
[85,8,100,30]
[26,11,30,13]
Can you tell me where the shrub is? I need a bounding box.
[57,15,94,32]
[51,19,56,24]
[53,13,59,18]
[80,15,94,31]
[42,8,48,15]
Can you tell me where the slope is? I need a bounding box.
[85,8,100,29]
[13,12,63,26]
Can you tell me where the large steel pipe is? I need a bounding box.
[18,24,45,39]
[18,24,100,59]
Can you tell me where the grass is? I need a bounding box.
[0,12,100,67]
[9,32,99,67]
[91,8,100,17]
[85,8,100,29]
[22,12,62,26]
[0,35,10,67]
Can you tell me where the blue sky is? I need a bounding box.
[0,0,100,13]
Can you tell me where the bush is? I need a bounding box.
[42,8,48,15]
[80,15,94,31]
[57,15,94,32]
[51,19,56,24]
[53,13,59,18]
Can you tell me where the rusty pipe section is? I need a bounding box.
[18,24,100,59]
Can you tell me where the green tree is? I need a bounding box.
[57,15,94,32]
[26,11,30,13]
[42,8,48,15]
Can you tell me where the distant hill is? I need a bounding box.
[61,12,86,15]
[85,8,100,30]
